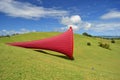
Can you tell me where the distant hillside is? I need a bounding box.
[0,32,120,80]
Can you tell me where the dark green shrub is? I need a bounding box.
[87,42,91,46]
[111,39,115,43]
[98,42,102,47]
[6,35,10,38]
[98,42,110,49]
[104,43,110,49]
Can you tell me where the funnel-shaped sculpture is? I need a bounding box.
[7,27,74,59]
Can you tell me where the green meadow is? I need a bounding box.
[0,32,120,80]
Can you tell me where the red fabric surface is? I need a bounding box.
[8,27,74,59]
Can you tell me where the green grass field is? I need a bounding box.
[0,32,120,80]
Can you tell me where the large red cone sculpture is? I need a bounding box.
[7,27,74,59]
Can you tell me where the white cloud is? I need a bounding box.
[0,0,68,19]
[0,28,36,36]
[61,15,81,25]
[0,29,9,35]
[84,22,92,30]
[101,10,120,19]
[60,15,119,33]
[62,25,80,31]
[32,30,36,32]
[69,25,79,30]
[70,15,81,24]
[20,28,30,33]
[2,30,7,32]
[60,14,120,35]
[60,15,91,31]
[90,22,120,32]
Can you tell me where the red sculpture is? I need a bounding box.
[7,27,74,59]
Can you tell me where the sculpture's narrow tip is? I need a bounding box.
[70,26,72,29]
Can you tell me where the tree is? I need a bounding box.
[82,32,92,37]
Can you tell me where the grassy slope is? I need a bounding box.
[0,32,120,80]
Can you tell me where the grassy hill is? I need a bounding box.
[0,32,120,80]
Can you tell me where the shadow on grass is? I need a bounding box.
[34,50,74,60]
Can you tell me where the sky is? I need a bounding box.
[0,0,120,36]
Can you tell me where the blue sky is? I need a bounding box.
[0,0,120,36]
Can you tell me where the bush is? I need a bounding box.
[6,35,11,38]
[82,32,92,37]
[111,39,115,43]
[104,43,110,49]
[98,42,110,49]
[87,42,91,46]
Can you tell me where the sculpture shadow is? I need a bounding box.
[34,50,74,60]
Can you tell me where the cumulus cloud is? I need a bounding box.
[70,15,81,24]
[87,22,120,36]
[84,22,92,30]
[0,28,36,36]
[61,15,81,26]
[101,10,120,19]
[0,0,68,19]
[60,14,120,36]
[60,15,91,31]
[90,22,120,32]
